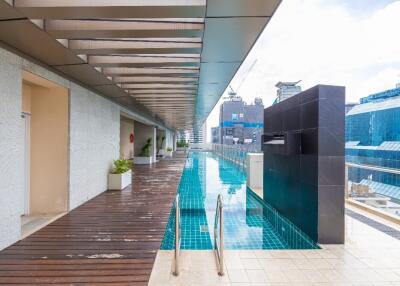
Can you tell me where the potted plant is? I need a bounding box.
[166,147,173,157]
[176,140,188,152]
[134,138,153,164]
[108,159,132,190]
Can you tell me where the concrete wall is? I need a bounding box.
[165,130,174,151]
[0,50,24,250]
[120,119,134,159]
[68,83,119,209]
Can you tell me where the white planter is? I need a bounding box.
[108,170,132,190]
[134,156,153,165]
[166,150,173,157]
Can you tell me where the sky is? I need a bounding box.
[205,0,400,141]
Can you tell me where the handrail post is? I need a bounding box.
[214,195,224,276]
[173,195,180,276]
[345,164,349,199]
[219,197,224,276]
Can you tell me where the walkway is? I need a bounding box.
[0,154,186,285]
[149,205,400,286]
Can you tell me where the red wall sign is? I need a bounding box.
[130,133,134,143]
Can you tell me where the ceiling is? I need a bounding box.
[0,0,281,131]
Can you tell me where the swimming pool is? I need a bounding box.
[161,152,318,250]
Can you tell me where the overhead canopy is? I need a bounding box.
[0,0,281,131]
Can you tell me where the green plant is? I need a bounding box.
[177,140,188,148]
[111,159,131,174]
[167,147,173,152]
[140,138,152,157]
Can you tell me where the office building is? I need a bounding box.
[346,86,400,203]
[190,121,207,144]
[211,127,220,143]
[275,81,302,103]
[219,95,264,149]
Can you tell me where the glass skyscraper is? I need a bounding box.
[346,87,400,204]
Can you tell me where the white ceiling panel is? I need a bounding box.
[0,0,282,131]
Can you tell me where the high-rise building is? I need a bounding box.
[211,127,220,143]
[275,81,302,103]
[190,121,207,144]
[346,85,400,203]
[219,95,264,149]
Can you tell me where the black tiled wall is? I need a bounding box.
[263,85,345,244]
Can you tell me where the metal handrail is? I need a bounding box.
[173,195,181,276]
[214,194,224,276]
[345,162,400,199]
[346,162,400,175]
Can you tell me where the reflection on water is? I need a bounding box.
[161,152,318,250]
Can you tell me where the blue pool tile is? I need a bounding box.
[161,152,319,250]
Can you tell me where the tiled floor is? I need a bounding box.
[149,207,400,286]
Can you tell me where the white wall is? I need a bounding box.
[0,49,24,250]
[68,83,119,209]
[0,47,120,249]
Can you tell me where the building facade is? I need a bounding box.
[218,95,264,150]
[275,81,302,103]
[346,86,400,202]
[211,127,220,143]
[190,121,207,144]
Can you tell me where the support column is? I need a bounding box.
[153,126,157,161]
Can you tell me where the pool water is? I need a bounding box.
[161,152,318,250]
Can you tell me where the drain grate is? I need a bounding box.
[346,209,400,240]
[199,225,209,233]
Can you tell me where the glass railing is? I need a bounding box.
[345,162,400,218]
[212,144,261,170]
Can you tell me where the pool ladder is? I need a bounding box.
[173,195,181,276]
[214,194,224,276]
[173,194,224,276]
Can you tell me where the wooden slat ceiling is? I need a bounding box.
[0,0,281,131]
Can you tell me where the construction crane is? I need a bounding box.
[226,59,258,99]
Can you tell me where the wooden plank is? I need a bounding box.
[0,154,186,285]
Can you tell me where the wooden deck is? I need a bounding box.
[0,154,187,285]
